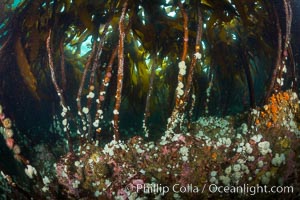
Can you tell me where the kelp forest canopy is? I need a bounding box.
[0,0,299,142]
[1,0,300,199]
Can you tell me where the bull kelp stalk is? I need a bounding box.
[0,106,30,166]
[143,56,157,137]
[277,0,292,88]
[187,89,196,129]
[95,46,118,125]
[94,22,132,140]
[166,1,189,133]
[167,2,204,132]
[180,7,203,127]
[241,47,256,108]
[265,5,281,102]
[46,30,73,153]
[59,39,67,91]
[279,0,292,83]
[179,2,189,62]
[76,41,97,127]
[0,105,47,199]
[113,0,128,141]
[265,0,292,101]
[0,170,31,199]
[287,0,297,91]
[181,7,203,113]
[85,20,112,139]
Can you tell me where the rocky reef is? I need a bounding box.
[48,90,300,199]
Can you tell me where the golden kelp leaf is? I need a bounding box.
[28,29,40,63]
[78,7,95,33]
[74,0,84,6]
[70,30,90,46]
[14,37,39,100]
[128,54,138,85]
[201,0,213,8]
[137,62,150,89]
[64,0,71,11]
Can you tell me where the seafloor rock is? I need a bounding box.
[55,90,300,199]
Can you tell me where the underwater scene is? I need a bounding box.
[1,0,300,199]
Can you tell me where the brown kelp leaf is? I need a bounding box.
[77,7,95,33]
[28,29,40,63]
[14,37,39,100]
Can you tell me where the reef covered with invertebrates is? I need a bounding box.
[49,90,300,199]
[1,0,300,199]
